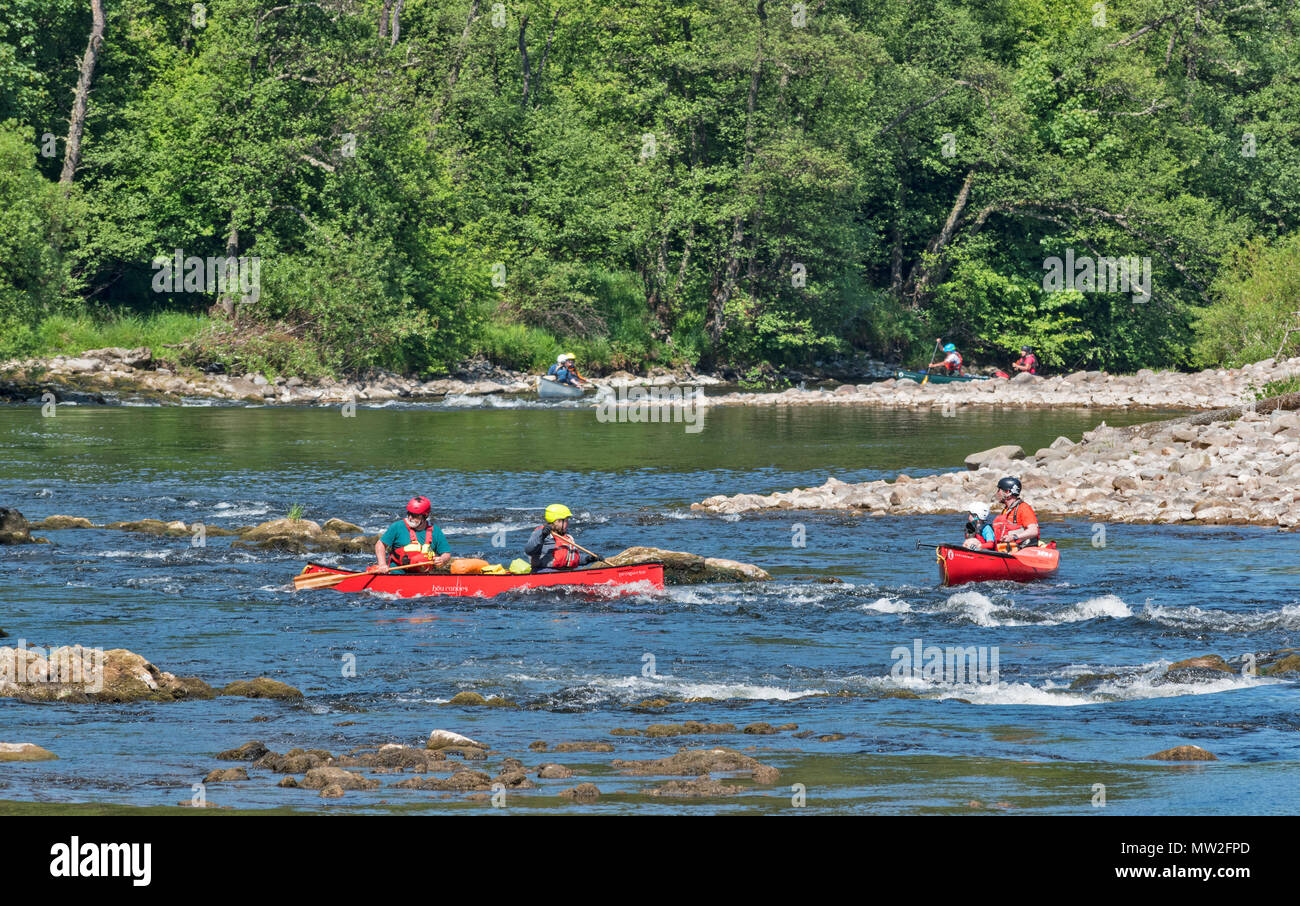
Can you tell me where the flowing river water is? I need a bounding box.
[1,400,1298,814]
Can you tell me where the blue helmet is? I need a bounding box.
[943,343,956,353]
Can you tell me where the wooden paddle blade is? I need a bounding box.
[293,571,353,590]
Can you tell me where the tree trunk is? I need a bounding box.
[212,218,240,319]
[390,0,405,45]
[379,0,391,38]
[905,167,977,305]
[60,0,106,187]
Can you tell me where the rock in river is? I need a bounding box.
[604,547,771,584]
[0,743,58,762]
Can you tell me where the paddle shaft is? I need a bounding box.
[915,541,1023,559]
[294,563,406,590]
[553,531,602,562]
[922,338,941,384]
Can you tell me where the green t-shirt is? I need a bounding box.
[381,520,450,555]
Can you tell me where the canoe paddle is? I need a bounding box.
[915,541,1023,559]
[554,532,605,563]
[293,563,414,591]
[921,338,941,385]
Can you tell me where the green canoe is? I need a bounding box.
[894,369,992,384]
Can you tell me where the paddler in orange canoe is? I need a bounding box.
[524,504,602,572]
[991,477,1039,549]
[370,496,452,574]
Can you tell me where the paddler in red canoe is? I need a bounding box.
[370,496,452,574]
[991,477,1039,549]
[525,504,602,572]
[962,502,997,550]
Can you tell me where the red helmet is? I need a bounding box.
[406,496,432,516]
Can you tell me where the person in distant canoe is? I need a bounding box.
[991,477,1039,549]
[371,496,451,574]
[525,504,601,572]
[554,353,591,388]
[931,342,963,376]
[1012,346,1038,375]
[962,502,997,550]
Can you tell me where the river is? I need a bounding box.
[1,401,1297,814]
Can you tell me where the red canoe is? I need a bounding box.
[935,543,1059,586]
[296,561,665,599]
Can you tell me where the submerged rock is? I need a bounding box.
[203,768,249,783]
[33,515,97,530]
[648,774,747,798]
[301,766,380,791]
[604,546,771,584]
[537,763,573,779]
[1144,745,1218,762]
[552,741,615,753]
[220,677,303,700]
[0,743,57,762]
[1168,655,1230,672]
[0,508,38,544]
[216,740,270,762]
[393,770,493,792]
[256,748,335,773]
[612,746,779,784]
[335,744,445,772]
[558,782,601,802]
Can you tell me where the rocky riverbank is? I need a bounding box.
[698,357,1300,411]
[0,346,721,406]
[692,395,1300,528]
[4,345,1296,411]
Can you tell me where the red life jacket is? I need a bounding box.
[945,352,963,373]
[545,528,581,569]
[391,524,434,566]
[1018,354,1038,374]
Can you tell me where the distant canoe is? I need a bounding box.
[537,376,587,399]
[894,369,992,384]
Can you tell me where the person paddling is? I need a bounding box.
[930,342,963,376]
[1012,346,1038,375]
[525,504,601,572]
[962,502,997,550]
[372,496,452,574]
[558,353,591,388]
[991,477,1039,549]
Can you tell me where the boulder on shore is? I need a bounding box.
[603,547,771,584]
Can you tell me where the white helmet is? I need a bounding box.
[556,354,568,365]
[966,502,990,521]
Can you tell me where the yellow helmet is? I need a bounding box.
[563,352,576,361]
[544,504,573,523]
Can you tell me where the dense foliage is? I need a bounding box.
[2,0,1297,375]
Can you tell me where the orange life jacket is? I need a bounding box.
[992,500,1036,544]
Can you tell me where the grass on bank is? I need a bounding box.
[30,312,209,362]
